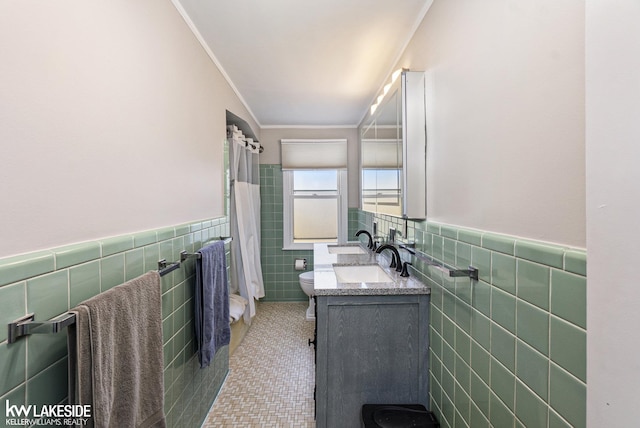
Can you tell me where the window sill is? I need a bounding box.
[282,241,336,251]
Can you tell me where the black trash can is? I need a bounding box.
[361,404,439,428]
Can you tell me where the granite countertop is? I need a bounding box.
[312,243,431,296]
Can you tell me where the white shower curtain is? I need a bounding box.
[229,126,265,323]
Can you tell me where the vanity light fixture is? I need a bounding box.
[369,67,408,116]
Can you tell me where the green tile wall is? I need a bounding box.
[0,217,231,428]
[259,164,312,301]
[259,165,365,301]
[357,210,587,428]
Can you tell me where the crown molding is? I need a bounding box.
[171,0,262,128]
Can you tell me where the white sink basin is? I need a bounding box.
[333,265,392,283]
[327,245,367,255]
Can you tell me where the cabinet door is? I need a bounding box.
[316,295,429,428]
[401,71,426,219]
[360,71,426,219]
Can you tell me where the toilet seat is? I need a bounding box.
[299,271,314,284]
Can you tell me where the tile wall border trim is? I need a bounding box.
[0,217,227,288]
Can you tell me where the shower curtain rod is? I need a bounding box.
[227,128,264,153]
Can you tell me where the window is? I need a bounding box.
[283,169,348,250]
[280,139,349,250]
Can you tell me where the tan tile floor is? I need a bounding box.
[204,302,316,427]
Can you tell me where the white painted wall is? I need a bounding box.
[259,127,360,207]
[0,0,257,258]
[586,0,640,425]
[393,0,586,248]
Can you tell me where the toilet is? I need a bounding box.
[299,271,315,320]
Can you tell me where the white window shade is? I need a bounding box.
[361,139,403,168]
[281,139,348,169]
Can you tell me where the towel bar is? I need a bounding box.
[7,237,233,343]
[399,244,479,281]
[180,236,233,261]
[8,260,179,343]
[157,259,181,276]
[7,312,76,344]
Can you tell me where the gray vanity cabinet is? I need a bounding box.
[315,293,430,428]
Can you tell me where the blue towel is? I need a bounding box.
[195,240,231,368]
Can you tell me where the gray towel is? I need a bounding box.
[195,240,230,368]
[68,271,165,428]
[67,306,92,425]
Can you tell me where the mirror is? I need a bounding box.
[360,71,426,219]
[361,89,403,216]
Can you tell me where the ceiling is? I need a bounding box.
[175,0,433,128]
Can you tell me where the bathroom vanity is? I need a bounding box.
[312,243,431,428]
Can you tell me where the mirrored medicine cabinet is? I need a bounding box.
[360,70,426,219]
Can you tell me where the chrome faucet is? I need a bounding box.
[375,244,403,273]
[355,230,374,250]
